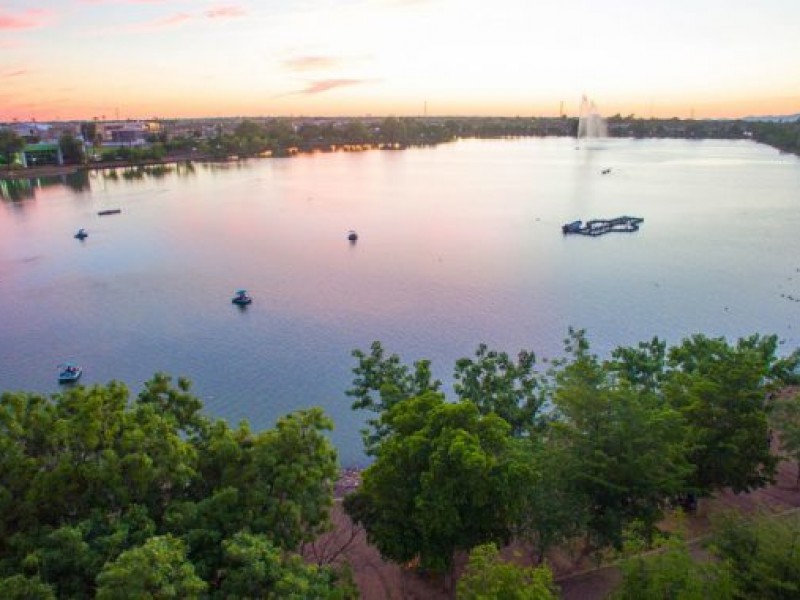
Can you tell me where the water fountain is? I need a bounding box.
[576,95,608,141]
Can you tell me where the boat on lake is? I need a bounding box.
[74,228,88,240]
[232,289,252,305]
[347,230,358,241]
[98,209,121,216]
[58,363,82,383]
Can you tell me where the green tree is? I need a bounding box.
[553,330,693,549]
[663,334,780,495]
[507,438,587,563]
[95,535,206,599]
[217,532,356,599]
[0,376,344,597]
[613,534,735,599]
[345,392,522,581]
[347,341,441,454]
[59,133,84,164]
[456,543,557,600]
[0,575,55,599]
[711,512,800,599]
[454,344,546,435]
[79,122,97,145]
[0,129,25,166]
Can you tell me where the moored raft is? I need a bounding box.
[562,216,644,236]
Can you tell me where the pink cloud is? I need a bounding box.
[284,55,341,72]
[2,69,29,78]
[0,8,53,30]
[298,79,375,95]
[205,5,246,18]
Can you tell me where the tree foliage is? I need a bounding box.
[456,543,557,600]
[0,375,350,597]
[613,533,735,600]
[661,334,782,495]
[0,129,25,166]
[346,331,797,579]
[345,392,522,574]
[553,330,693,549]
[711,512,800,599]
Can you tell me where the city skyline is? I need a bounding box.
[2,0,799,122]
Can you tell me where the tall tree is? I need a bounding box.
[553,330,693,549]
[0,129,25,166]
[345,392,523,580]
[58,133,84,164]
[663,334,781,495]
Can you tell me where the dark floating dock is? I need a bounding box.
[97,209,122,216]
[562,216,644,236]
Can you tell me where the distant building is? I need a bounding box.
[10,122,52,142]
[20,142,63,167]
[101,122,149,146]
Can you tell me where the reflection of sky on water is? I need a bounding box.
[1,138,799,465]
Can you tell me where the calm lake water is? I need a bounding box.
[2,137,799,465]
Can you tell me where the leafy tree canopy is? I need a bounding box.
[0,375,349,597]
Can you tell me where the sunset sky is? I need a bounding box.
[2,0,799,121]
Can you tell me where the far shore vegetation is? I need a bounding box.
[2,115,799,181]
[1,331,799,597]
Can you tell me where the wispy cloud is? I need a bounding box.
[284,55,342,72]
[0,9,54,30]
[115,4,244,33]
[205,5,246,19]
[2,69,29,78]
[281,78,376,97]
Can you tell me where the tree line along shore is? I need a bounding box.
[2,115,799,181]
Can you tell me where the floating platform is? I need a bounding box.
[98,209,122,216]
[562,216,644,236]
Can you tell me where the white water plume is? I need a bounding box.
[577,95,608,140]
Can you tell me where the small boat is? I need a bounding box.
[74,228,88,240]
[98,209,122,216]
[232,289,252,305]
[562,220,582,234]
[58,362,82,384]
[601,168,612,175]
[347,230,358,242]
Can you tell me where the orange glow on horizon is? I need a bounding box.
[1,1,799,123]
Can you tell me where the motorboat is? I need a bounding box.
[232,289,252,305]
[347,230,358,242]
[74,228,88,240]
[58,363,82,384]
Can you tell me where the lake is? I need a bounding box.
[1,137,799,465]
